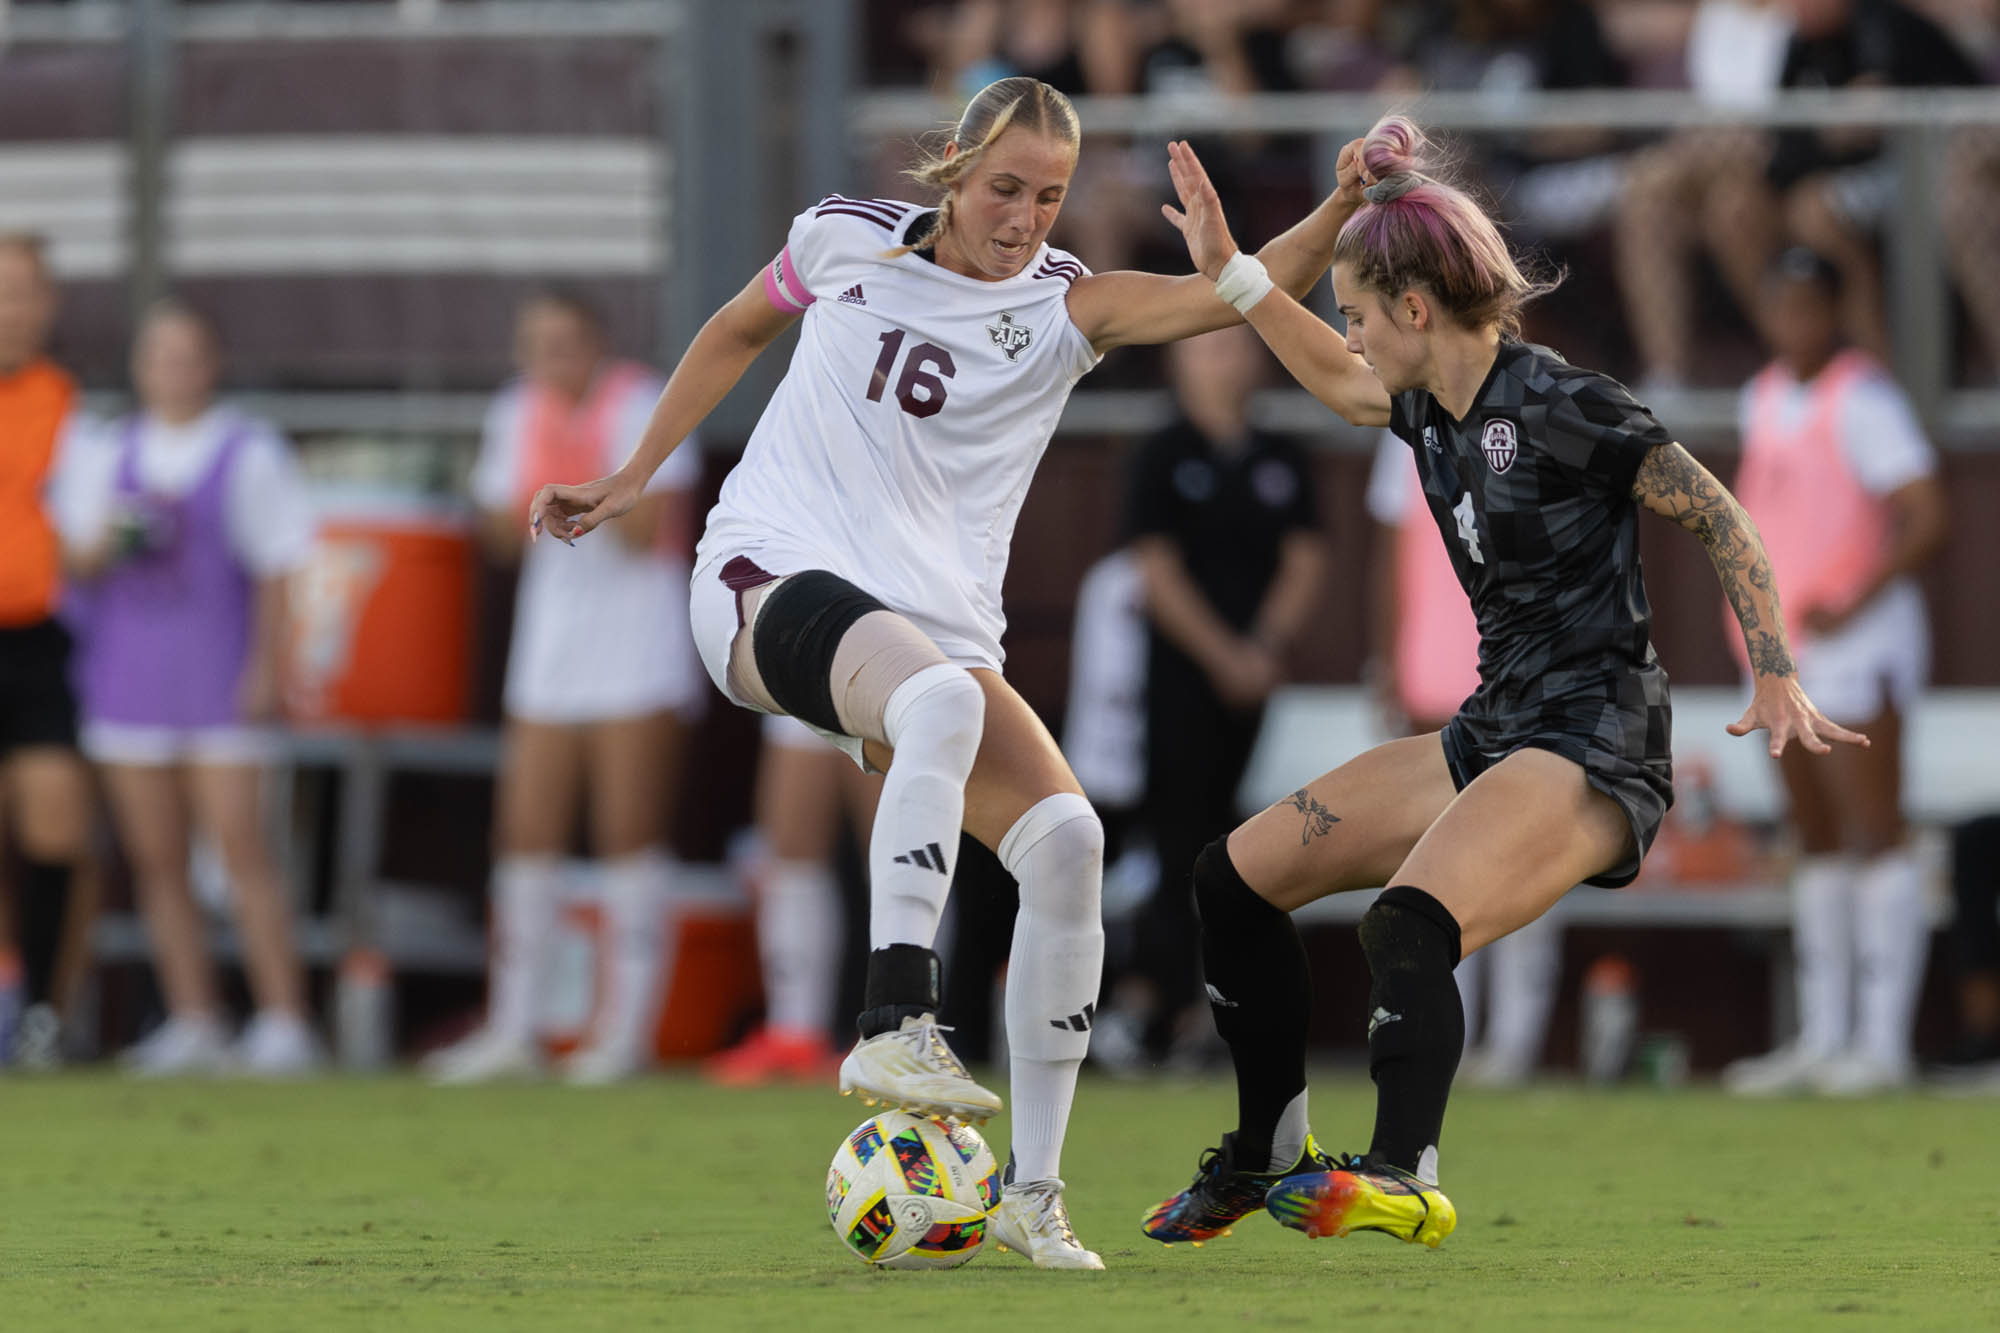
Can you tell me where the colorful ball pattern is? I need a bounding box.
[826,1111,1002,1270]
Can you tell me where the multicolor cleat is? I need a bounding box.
[1140,1131,1334,1245]
[1263,1153,1457,1249]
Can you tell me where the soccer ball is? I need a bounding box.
[826,1111,1001,1269]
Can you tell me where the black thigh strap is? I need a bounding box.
[750,570,889,736]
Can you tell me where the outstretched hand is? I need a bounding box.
[1160,139,1241,281]
[528,474,639,546]
[1727,674,1870,758]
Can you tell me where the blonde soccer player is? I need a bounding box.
[531,77,1381,1268]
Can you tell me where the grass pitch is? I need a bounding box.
[3,1070,1996,1331]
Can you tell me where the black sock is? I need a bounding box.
[19,859,74,1008]
[856,944,942,1038]
[1358,885,1463,1175]
[1193,838,1309,1172]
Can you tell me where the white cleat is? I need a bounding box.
[561,1040,652,1086]
[1810,1053,1913,1097]
[837,1014,1001,1123]
[1721,1043,1833,1097]
[120,1016,234,1078]
[235,1011,324,1078]
[423,1027,545,1084]
[988,1177,1104,1270]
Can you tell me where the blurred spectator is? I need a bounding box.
[1941,126,2000,382]
[1614,0,1794,393]
[1287,0,1401,91]
[705,715,881,1085]
[0,233,95,1070]
[1719,248,1948,1097]
[1623,0,1983,391]
[425,292,700,1086]
[923,0,1140,101]
[55,301,319,1077]
[1381,0,1634,247]
[1134,0,1301,98]
[1364,431,1560,1087]
[1097,324,1324,1071]
[1933,814,2000,1080]
[1767,0,1983,365]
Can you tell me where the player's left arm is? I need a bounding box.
[1067,137,1368,353]
[1629,440,1870,757]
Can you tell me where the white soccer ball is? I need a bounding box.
[826,1111,1001,1269]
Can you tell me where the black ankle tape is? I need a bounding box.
[1372,885,1463,967]
[858,945,941,1037]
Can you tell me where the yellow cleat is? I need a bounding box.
[1263,1154,1456,1249]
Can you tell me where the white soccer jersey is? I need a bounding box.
[695,194,1102,667]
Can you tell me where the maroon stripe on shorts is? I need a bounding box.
[719,555,778,629]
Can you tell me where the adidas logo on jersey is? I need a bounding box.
[838,284,867,305]
[893,842,949,875]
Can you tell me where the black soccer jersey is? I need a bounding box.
[1388,339,1670,721]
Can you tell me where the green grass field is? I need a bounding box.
[4,1070,1996,1331]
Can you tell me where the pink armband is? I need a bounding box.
[764,246,815,314]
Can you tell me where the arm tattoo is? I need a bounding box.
[1632,443,1796,677]
[1285,788,1341,846]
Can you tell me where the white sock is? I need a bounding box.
[487,855,562,1042]
[1791,855,1857,1058]
[999,793,1105,1184]
[1852,845,1929,1069]
[759,858,840,1035]
[590,849,674,1058]
[1486,912,1561,1072]
[1269,1089,1310,1173]
[868,665,984,949]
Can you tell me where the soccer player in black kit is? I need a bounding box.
[1136,116,1869,1250]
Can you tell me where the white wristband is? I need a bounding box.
[1214,250,1275,315]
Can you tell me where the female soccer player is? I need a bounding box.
[1138,117,1867,1250]
[530,77,1375,1269]
[427,292,700,1086]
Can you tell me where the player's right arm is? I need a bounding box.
[1156,139,1391,429]
[528,270,798,543]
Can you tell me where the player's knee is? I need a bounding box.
[1358,885,1464,977]
[1192,836,1284,933]
[1000,792,1102,923]
[882,663,984,776]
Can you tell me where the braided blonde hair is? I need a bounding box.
[885,77,1080,259]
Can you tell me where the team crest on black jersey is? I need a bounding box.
[1480,418,1518,474]
[987,311,1033,361]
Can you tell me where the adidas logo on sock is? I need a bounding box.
[892,842,949,875]
[1368,1006,1402,1037]
[838,283,866,305]
[1050,1002,1096,1033]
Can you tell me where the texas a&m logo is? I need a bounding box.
[1480,418,1518,474]
[987,311,1033,362]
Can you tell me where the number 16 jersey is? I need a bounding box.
[696,195,1102,669]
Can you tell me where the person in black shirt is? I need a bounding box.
[1107,322,1324,1070]
[1137,116,1867,1250]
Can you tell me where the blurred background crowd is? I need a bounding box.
[2,0,1999,1095]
